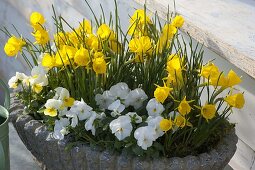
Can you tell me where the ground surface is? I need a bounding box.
[9,123,40,170]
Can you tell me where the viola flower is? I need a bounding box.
[8,72,28,89]
[125,88,148,109]
[95,90,115,109]
[178,96,192,116]
[147,116,164,138]
[44,99,63,117]
[54,87,75,107]
[109,82,130,100]
[134,126,156,150]
[70,99,93,120]
[53,118,70,140]
[109,115,133,141]
[85,111,99,135]
[127,112,142,124]
[146,98,165,117]
[108,99,125,117]
[201,104,216,121]
[225,93,245,109]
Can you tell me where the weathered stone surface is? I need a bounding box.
[10,94,238,170]
[99,150,117,170]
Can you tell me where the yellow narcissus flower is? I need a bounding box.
[159,119,173,132]
[154,83,173,103]
[225,93,245,109]
[32,29,50,45]
[67,31,79,47]
[55,51,69,66]
[174,115,192,128]
[4,36,26,57]
[94,52,104,58]
[54,32,67,47]
[200,62,220,79]
[109,40,122,54]
[30,12,45,29]
[32,84,43,94]
[97,24,115,40]
[130,9,152,25]
[167,54,182,74]
[226,70,242,87]
[93,57,107,74]
[86,34,101,51]
[44,99,63,117]
[210,73,228,87]
[162,24,177,40]
[74,47,90,67]
[210,70,241,88]
[172,15,185,28]
[77,19,92,34]
[129,36,152,54]
[42,53,56,69]
[178,96,192,116]
[61,45,77,59]
[201,104,216,121]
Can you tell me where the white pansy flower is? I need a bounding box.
[54,87,74,107]
[109,115,133,141]
[127,112,142,123]
[58,108,68,117]
[8,72,28,88]
[53,118,70,140]
[146,98,165,117]
[8,76,18,88]
[66,99,93,128]
[108,100,125,117]
[134,126,157,150]
[66,111,78,128]
[85,111,98,135]
[70,99,93,120]
[44,99,63,117]
[95,90,115,109]
[54,87,70,100]
[147,116,164,138]
[109,82,130,100]
[125,88,148,109]
[30,66,48,86]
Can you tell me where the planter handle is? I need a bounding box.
[0,140,5,170]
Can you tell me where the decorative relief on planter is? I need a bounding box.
[9,93,238,170]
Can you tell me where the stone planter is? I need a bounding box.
[9,93,238,170]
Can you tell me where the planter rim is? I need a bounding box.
[9,92,238,170]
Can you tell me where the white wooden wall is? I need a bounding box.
[0,0,254,169]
